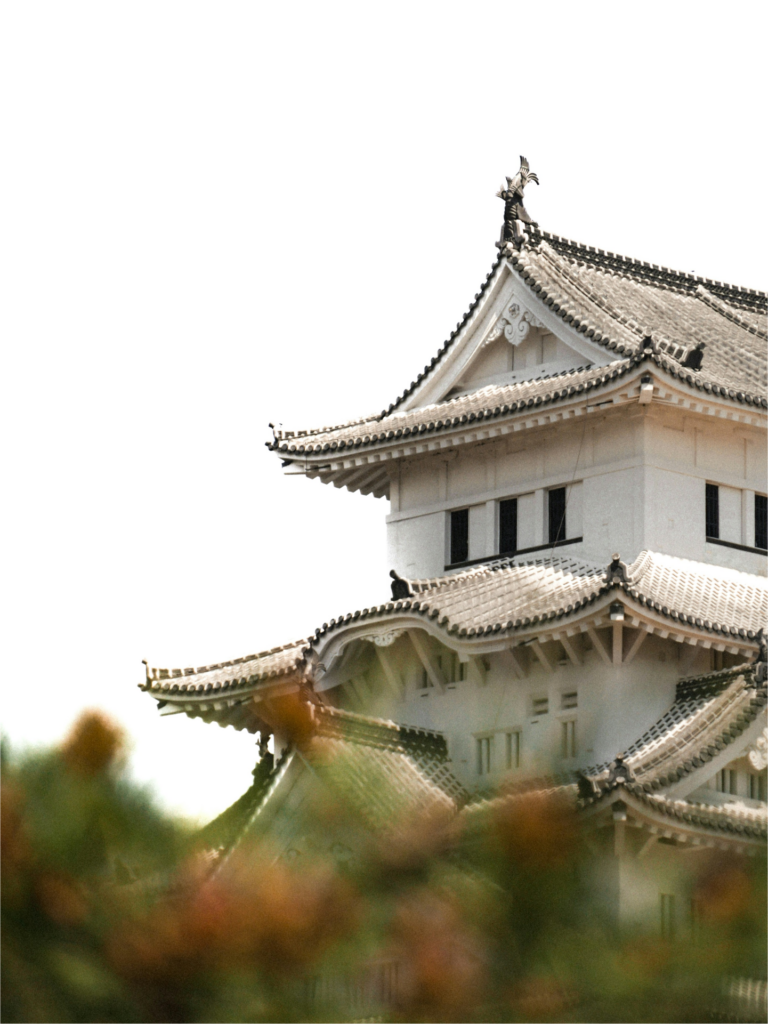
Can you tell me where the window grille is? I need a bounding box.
[716,769,737,795]
[450,508,469,564]
[499,498,518,555]
[660,893,676,939]
[561,691,578,710]
[561,720,576,759]
[476,736,492,775]
[756,494,768,551]
[548,487,567,544]
[749,772,766,801]
[705,483,719,539]
[506,730,521,770]
[531,696,549,716]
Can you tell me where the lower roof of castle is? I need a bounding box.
[140,550,767,710]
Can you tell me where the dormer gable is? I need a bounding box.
[408,261,613,411]
[441,304,593,402]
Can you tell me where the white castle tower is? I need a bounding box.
[142,160,768,937]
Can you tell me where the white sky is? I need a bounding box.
[3,2,766,822]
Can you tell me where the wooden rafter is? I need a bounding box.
[407,630,446,691]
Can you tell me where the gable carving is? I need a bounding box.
[484,302,546,348]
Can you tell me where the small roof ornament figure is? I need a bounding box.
[752,627,767,686]
[497,155,539,249]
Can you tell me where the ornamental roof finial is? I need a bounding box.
[496,155,539,250]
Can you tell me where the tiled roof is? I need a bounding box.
[195,750,289,862]
[141,552,766,709]
[512,237,767,395]
[272,360,630,453]
[195,706,467,860]
[269,229,766,456]
[141,639,308,695]
[305,708,467,831]
[583,664,768,797]
[622,787,766,841]
[310,549,767,648]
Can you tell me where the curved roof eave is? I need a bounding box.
[270,349,766,470]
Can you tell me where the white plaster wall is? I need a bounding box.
[643,466,703,562]
[387,407,767,579]
[351,632,682,795]
[580,466,640,563]
[386,511,445,578]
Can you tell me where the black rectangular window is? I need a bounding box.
[499,498,517,555]
[548,487,567,544]
[706,483,719,539]
[756,494,768,551]
[450,508,469,565]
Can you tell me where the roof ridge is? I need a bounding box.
[381,253,504,419]
[143,638,309,682]
[538,229,767,308]
[695,284,768,340]
[534,241,649,341]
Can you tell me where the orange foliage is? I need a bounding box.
[694,853,754,923]
[390,889,486,1022]
[108,847,360,986]
[61,710,124,776]
[492,792,578,869]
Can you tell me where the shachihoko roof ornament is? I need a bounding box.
[496,155,539,250]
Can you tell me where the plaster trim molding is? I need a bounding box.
[371,630,405,647]
[483,301,546,348]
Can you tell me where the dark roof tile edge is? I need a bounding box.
[308,575,763,649]
[582,678,766,796]
[269,345,767,457]
[538,229,767,310]
[142,567,765,702]
[271,359,638,456]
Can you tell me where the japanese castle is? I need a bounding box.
[141,160,768,938]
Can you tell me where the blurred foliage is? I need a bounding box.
[2,711,766,1023]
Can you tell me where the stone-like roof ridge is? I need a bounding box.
[537,228,767,310]
[580,668,765,794]
[676,662,750,693]
[307,548,764,652]
[199,746,295,874]
[695,284,768,340]
[272,360,635,457]
[625,787,767,838]
[273,413,379,443]
[409,552,604,592]
[379,253,504,419]
[270,341,766,460]
[141,638,309,685]
[313,704,447,751]
[533,240,649,342]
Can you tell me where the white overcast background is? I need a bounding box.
[3,2,765,821]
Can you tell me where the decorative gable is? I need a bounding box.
[409,265,613,411]
[442,301,590,401]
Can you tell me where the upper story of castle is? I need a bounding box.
[268,160,768,579]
